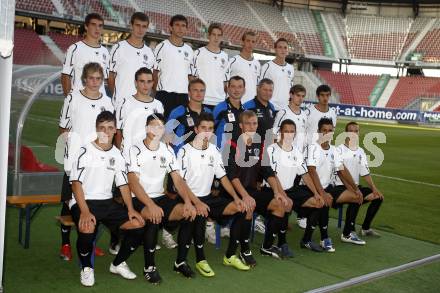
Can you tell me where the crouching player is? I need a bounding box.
[177,113,252,276]
[267,119,325,253]
[69,111,144,287]
[336,122,384,241]
[127,113,197,284]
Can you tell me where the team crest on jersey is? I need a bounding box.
[143,54,148,62]
[100,106,106,112]
[254,65,258,71]
[208,155,214,167]
[184,51,189,57]
[254,148,260,157]
[331,154,334,160]
[221,58,226,64]
[102,53,107,60]
[288,70,292,75]
[160,156,166,168]
[107,157,115,170]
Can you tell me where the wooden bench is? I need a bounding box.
[55,215,75,227]
[7,195,61,248]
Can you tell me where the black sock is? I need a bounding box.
[113,228,143,266]
[176,219,193,264]
[226,213,244,258]
[343,203,361,236]
[193,216,207,262]
[297,209,305,219]
[143,222,159,269]
[60,203,71,245]
[302,208,319,242]
[277,213,289,247]
[263,214,283,249]
[240,218,252,253]
[319,206,329,240]
[362,198,383,230]
[77,232,94,268]
[110,229,120,248]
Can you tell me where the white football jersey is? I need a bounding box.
[62,41,109,94]
[116,95,164,158]
[109,40,155,106]
[68,142,127,208]
[127,142,178,198]
[334,144,370,186]
[229,54,260,103]
[153,39,193,94]
[192,47,229,106]
[59,90,114,172]
[260,60,294,110]
[272,106,307,153]
[304,143,343,189]
[266,143,307,191]
[177,143,226,197]
[305,105,337,145]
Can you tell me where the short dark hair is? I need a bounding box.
[85,13,104,26]
[170,14,188,26]
[318,117,334,131]
[345,121,359,132]
[135,67,152,81]
[280,119,296,131]
[258,78,274,87]
[274,37,288,48]
[228,75,246,87]
[131,12,149,24]
[290,84,306,95]
[96,111,116,127]
[316,84,331,97]
[81,62,104,85]
[195,112,215,127]
[242,31,256,41]
[188,78,206,91]
[208,23,223,35]
[146,113,165,126]
[239,110,257,124]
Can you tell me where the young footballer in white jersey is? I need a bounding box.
[153,14,194,118]
[336,122,384,240]
[115,67,164,157]
[267,119,325,254]
[305,118,365,252]
[69,111,144,287]
[61,13,109,96]
[109,12,155,107]
[305,85,337,146]
[272,84,307,153]
[177,113,251,276]
[192,23,229,110]
[59,62,114,261]
[127,114,197,284]
[260,38,294,110]
[229,31,260,103]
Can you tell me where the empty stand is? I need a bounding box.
[415,19,440,63]
[13,29,60,66]
[386,76,440,109]
[16,0,55,15]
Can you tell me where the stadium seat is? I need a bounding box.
[16,0,56,15]
[386,76,440,109]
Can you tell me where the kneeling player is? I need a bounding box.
[177,113,252,276]
[267,119,325,253]
[336,122,384,240]
[227,110,293,263]
[127,114,196,284]
[306,118,365,252]
[69,111,144,287]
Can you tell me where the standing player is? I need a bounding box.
[153,14,193,117]
[167,79,212,154]
[272,84,307,153]
[335,122,383,241]
[227,110,292,263]
[108,12,155,107]
[192,23,229,110]
[61,13,109,96]
[59,62,114,260]
[177,113,252,276]
[229,31,260,103]
[260,38,294,110]
[305,85,337,146]
[127,114,197,284]
[115,67,164,156]
[267,119,324,254]
[213,75,246,150]
[305,118,365,252]
[69,111,144,287]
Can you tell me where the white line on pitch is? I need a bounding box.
[371,173,440,188]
